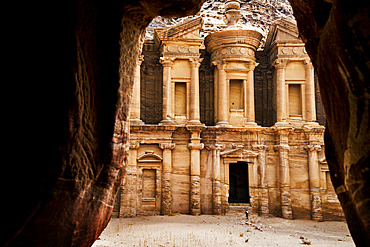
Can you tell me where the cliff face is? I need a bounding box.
[146,0,295,46]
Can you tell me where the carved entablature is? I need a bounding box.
[161,44,201,57]
[210,46,256,63]
[278,45,307,56]
[205,29,263,64]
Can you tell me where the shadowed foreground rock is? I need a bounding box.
[4,0,369,246]
[288,0,370,246]
[4,1,202,246]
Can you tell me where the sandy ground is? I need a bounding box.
[93,210,354,247]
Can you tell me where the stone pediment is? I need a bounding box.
[154,16,203,41]
[221,148,258,158]
[265,19,300,49]
[137,151,162,163]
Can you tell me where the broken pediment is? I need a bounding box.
[154,16,203,41]
[265,19,300,48]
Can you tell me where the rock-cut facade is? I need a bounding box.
[113,1,344,221]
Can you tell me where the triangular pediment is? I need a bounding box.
[154,16,203,41]
[265,19,300,48]
[221,148,258,158]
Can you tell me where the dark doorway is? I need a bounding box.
[228,161,250,203]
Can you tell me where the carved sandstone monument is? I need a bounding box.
[114,1,343,222]
[6,0,369,246]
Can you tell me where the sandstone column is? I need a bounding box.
[305,144,323,221]
[188,58,203,125]
[304,60,316,123]
[120,143,140,218]
[130,55,144,125]
[159,57,175,124]
[216,62,229,126]
[246,62,257,124]
[274,60,287,123]
[274,128,293,219]
[210,144,224,215]
[159,142,175,215]
[187,126,205,215]
[253,144,270,216]
[188,142,204,215]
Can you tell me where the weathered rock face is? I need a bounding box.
[288,0,370,246]
[5,0,203,246]
[147,0,295,46]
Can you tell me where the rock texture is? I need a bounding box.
[147,0,295,46]
[288,0,370,246]
[4,0,203,246]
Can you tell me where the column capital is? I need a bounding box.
[129,142,140,150]
[159,142,175,150]
[273,59,288,69]
[303,59,314,68]
[246,61,259,71]
[205,143,224,151]
[305,144,321,152]
[189,57,204,68]
[212,60,226,70]
[159,57,175,67]
[274,144,290,152]
[252,144,270,151]
[188,143,204,150]
[138,55,144,66]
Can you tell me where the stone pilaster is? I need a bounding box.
[120,142,140,218]
[159,142,175,215]
[274,127,293,219]
[187,125,205,215]
[273,59,288,123]
[130,55,144,125]
[252,144,270,216]
[159,57,176,125]
[215,61,230,126]
[207,144,224,215]
[246,61,258,125]
[188,58,203,125]
[305,144,323,221]
[304,60,316,123]
[188,142,204,215]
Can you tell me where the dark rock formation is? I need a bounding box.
[4,0,369,246]
[4,1,202,246]
[288,0,370,245]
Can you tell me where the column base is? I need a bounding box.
[129,119,145,125]
[274,121,292,128]
[159,119,177,125]
[216,121,231,127]
[186,120,205,126]
[244,121,258,127]
[303,121,319,127]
